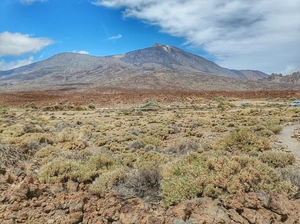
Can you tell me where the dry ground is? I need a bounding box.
[0,88,300,107]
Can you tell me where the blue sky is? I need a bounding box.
[0,0,299,74]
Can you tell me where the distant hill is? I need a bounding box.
[262,72,300,85]
[0,43,279,92]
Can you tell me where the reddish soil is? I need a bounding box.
[0,88,300,107]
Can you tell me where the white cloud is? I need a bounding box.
[107,34,122,40]
[20,0,47,4]
[73,50,89,55]
[0,32,53,56]
[94,0,300,74]
[0,56,34,71]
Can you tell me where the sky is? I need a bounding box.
[0,0,299,74]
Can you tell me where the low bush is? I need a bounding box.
[117,153,137,167]
[217,101,236,111]
[87,153,119,171]
[38,156,82,183]
[262,118,282,134]
[89,167,127,197]
[94,135,108,147]
[56,127,77,143]
[35,145,58,159]
[135,151,168,169]
[211,125,228,133]
[127,140,144,150]
[259,151,295,168]
[250,125,274,137]
[277,167,300,197]
[139,136,162,147]
[114,168,162,202]
[23,123,44,133]
[38,152,121,183]
[88,103,95,109]
[166,140,200,155]
[161,151,295,206]
[212,128,271,153]
[1,124,25,138]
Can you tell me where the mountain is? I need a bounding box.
[120,43,242,77]
[0,43,273,92]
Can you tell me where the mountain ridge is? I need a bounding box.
[0,43,266,78]
[0,43,284,92]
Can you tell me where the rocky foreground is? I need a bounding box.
[1,128,300,223]
[1,164,300,224]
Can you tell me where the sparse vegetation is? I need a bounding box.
[1,95,300,212]
[161,151,296,206]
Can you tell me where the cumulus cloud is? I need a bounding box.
[107,34,122,40]
[73,50,89,55]
[0,56,34,71]
[0,32,53,56]
[94,0,300,74]
[20,0,47,4]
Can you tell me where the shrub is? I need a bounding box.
[23,123,43,133]
[161,151,295,206]
[87,153,119,171]
[139,136,162,147]
[277,167,300,197]
[135,151,168,169]
[38,152,120,183]
[114,168,162,202]
[117,153,137,167]
[127,140,145,150]
[217,101,236,111]
[89,167,127,197]
[38,157,81,183]
[35,145,58,159]
[94,135,108,147]
[56,127,77,143]
[61,140,88,150]
[166,140,200,155]
[13,133,54,153]
[211,125,228,133]
[140,101,161,108]
[250,125,274,137]
[259,151,295,168]
[262,118,282,134]
[212,128,271,153]
[88,103,95,109]
[1,124,25,138]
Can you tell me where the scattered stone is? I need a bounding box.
[47,219,55,224]
[69,212,83,224]
[66,181,79,192]
[44,203,56,213]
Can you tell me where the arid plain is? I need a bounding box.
[0,89,300,223]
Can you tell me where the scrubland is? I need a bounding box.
[1,96,300,223]
[1,97,300,204]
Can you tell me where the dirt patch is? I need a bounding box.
[277,123,300,159]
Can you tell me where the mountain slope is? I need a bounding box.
[230,69,268,79]
[121,43,242,77]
